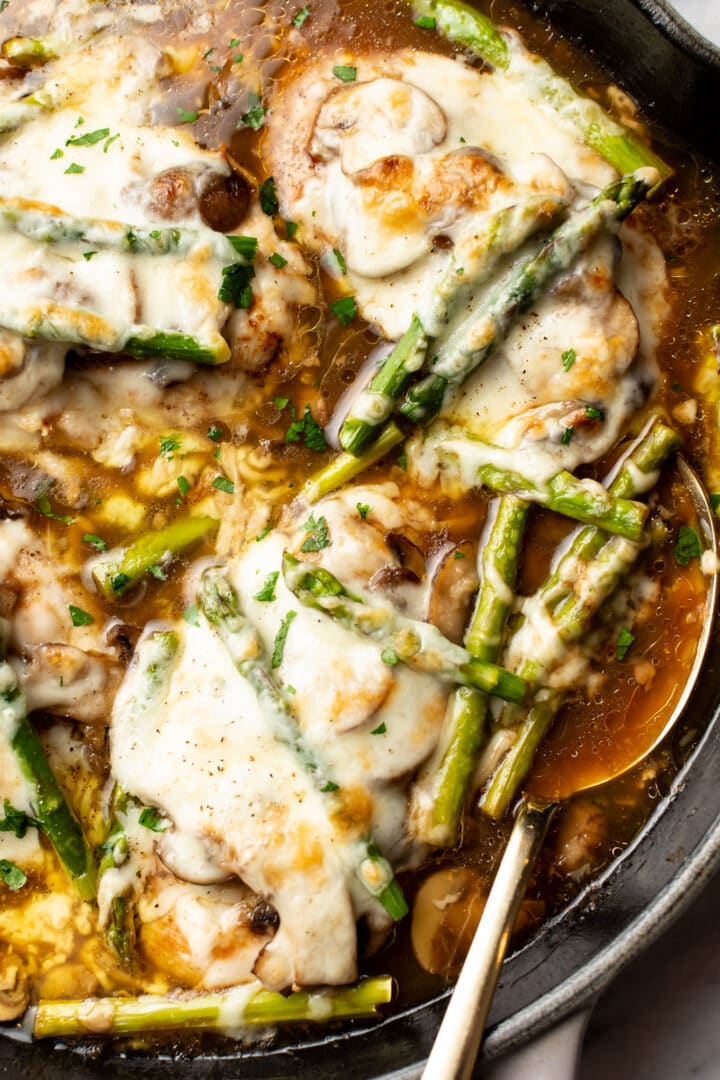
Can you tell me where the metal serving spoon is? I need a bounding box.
[423,454,719,1080]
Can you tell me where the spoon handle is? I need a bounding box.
[422,798,559,1080]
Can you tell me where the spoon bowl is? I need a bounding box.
[423,453,719,1080]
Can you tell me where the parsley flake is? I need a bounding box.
[36,488,75,524]
[218,262,255,308]
[0,860,26,891]
[321,780,339,792]
[259,176,279,216]
[207,424,223,442]
[177,475,190,498]
[66,127,109,147]
[176,106,199,124]
[148,564,167,581]
[159,433,181,459]
[301,514,330,552]
[397,451,407,471]
[272,610,296,667]
[453,550,466,559]
[356,502,370,520]
[330,295,356,326]
[138,807,169,832]
[229,37,241,46]
[0,800,39,839]
[561,426,574,445]
[333,65,356,82]
[285,220,298,239]
[183,602,200,626]
[239,92,266,131]
[228,235,258,260]
[212,476,235,495]
[69,604,94,627]
[256,525,272,541]
[711,493,720,517]
[674,525,703,566]
[82,532,107,551]
[616,626,635,661]
[285,404,326,452]
[333,248,347,274]
[254,571,279,602]
[561,348,576,372]
[414,14,436,27]
[381,648,398,667]
[103,133,120,153]
[268,252,288,269]
[585,405,604,421]
[50,148,63,160]
[292,6,310,26]
[64,163,84,175]
[371,722,387,735]
[83,250,97,261]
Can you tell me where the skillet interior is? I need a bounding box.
[1,0,720,1076]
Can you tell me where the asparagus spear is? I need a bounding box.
[282,553,527,703]
[411,496,529,845]
[0,303,230,365]
[480,419,680,818]
[301,421,405,505]
[399,169,657,424]
[1,37,59,66]
[0,649,95,897]
[0,196,256,263]
[92,515,218,600]
[339,195,568,455]
[409,0,672,180]
[198,567,408,921]
[34,976,393,1037]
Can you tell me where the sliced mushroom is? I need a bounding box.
[147,167,198,221]
[0,965,29,1022]
[198,172,252,233]
[427,540,479,645]
[411,865,487,977]
[18,643,124,725]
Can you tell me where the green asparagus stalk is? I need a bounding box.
[34,976,394,1037]
[480,419,680,818]
[1,37,59,66]
[282,553,527,703]
[92,515,218,600]
[0,303,230,365]
[301,422,405,504]
[410,0,672,179]
[399,170,657,425]
[0,196,255,263]
[0,650,95,897]
[411,495,529,844]
[339,195,568,455]
[198,567,408,921]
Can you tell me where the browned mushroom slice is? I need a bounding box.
[427,540,479,645]
[0,964,29,1022]
[198,172,252,233]
[146,168,199,221]
[19,643,124,725]
[411,866,487,977]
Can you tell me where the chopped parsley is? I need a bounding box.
[268,252,288,269]
[69,604,94,627]
[82,251,97,261]
[561,348,576,372]
[239,92,266,131]
[274,396,290,411]
[272,610,296,668]
[301,513,330,552]
[0,860,26,891]
[254,571,279,602]
[616,626,635,661]
[285,220,299,239]
[109,572,131,594]
[212,476,235,495]
[82,533,107,551]
[36,488,75,524]
[218,262,255,308]
[66,127,110,146]
[228,235,258,260]
[50,148,63,160]
[233,52,244,63]
[138,807,169,832]
[0,800,39,839]
[176,106,199,124]
[183,602,201,626]
[561,426,574,445]
[207,424,223,442]
[333,248,347,274]
[330,295,356,327]
[64,163,84,175]
[397,451,407,471]
[453,550,466,559]
[356,502,370,520]
[414,14,436,27]
[370,722,387,735]
[259,176,279,216]
[292,5,310,26]
[159,433,181,460]
[256,525,272,541]
[285,403,327,451]
[711,493,720,517]
[333,65,356,82]
[229,37,241,46]
[177,475,190,499]
[320,780,339,792]
[674,525,703,566]
[148,564,167,581]
[585,405,605,421]
[103,133,120,153]
[381,648,398,667]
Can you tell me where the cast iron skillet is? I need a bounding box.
[2,2,720,1076]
